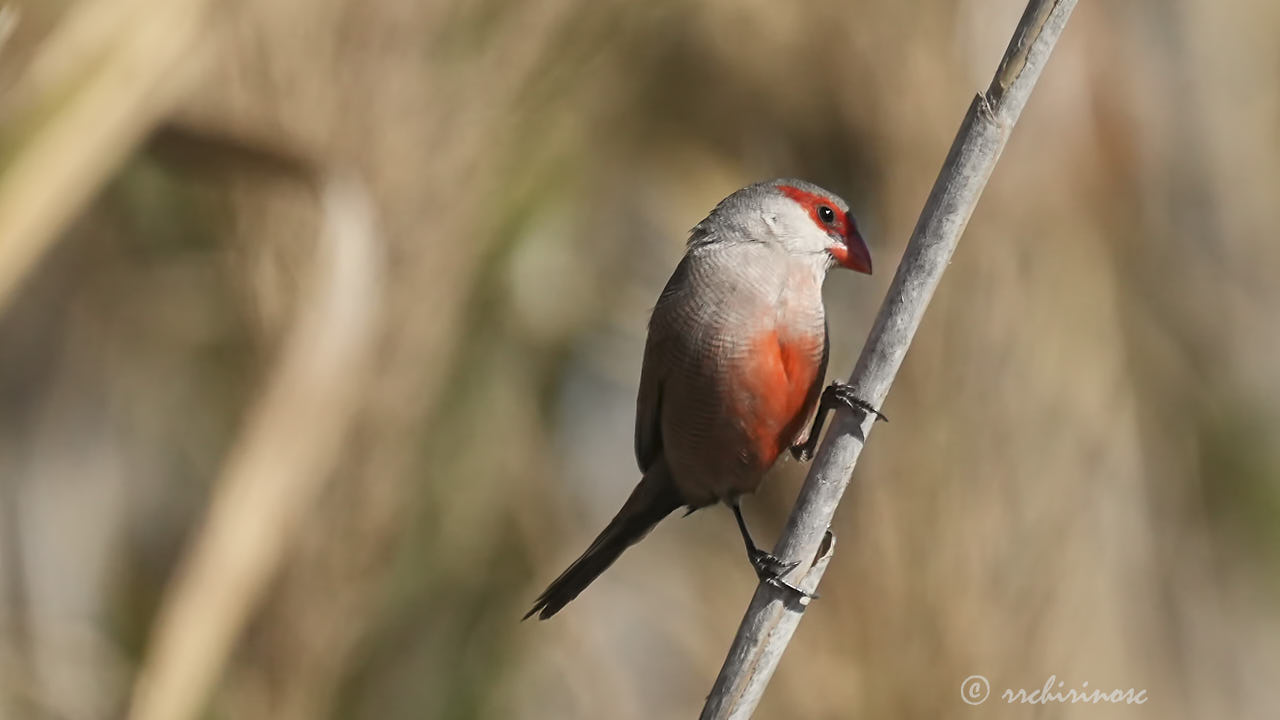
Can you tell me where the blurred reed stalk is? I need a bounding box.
[0,0,213,314]
[0,1,213,709]
[126,150,383,720]
[700,1,1079,717]
[1,3,386,717]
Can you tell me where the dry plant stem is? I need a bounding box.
[0,2,383,716]
[0,0,213,315]
[699,1,1078,718]
[126,166,383,720]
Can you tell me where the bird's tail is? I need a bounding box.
[524,460,683,620]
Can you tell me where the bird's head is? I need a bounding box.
[768,179,872,274]
[692,179,872,274]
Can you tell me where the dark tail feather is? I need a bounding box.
[525,462,683,620]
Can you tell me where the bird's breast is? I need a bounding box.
[731,325,824,469]
[654,245,829,501]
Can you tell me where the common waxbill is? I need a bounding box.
[526,178,880,620]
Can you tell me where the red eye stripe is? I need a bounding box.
[777,185,850,238]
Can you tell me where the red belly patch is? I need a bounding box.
[738,330,820,468]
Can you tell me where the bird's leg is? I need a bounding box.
[790,381,888,462]
[732,501,795,577]
[731,501,813,600]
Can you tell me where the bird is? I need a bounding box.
[525,178,881,621]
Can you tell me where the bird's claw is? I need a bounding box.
[788,383,886,462]
[748,548,817,603]
[748,548,799,580]
[828,382,888,423]
[765,576,819,605]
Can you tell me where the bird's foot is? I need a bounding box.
[788,383,887,462]
[828,382,888,423]
[748,548,817,603]
[748,547,799,580]
[790,442,816,463]
[765,576,819,606]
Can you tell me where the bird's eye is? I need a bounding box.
[817,205,836,224]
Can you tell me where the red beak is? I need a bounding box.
[832,212,872,274]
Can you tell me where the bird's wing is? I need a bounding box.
[634,255,692,472]
[634,353,663,473]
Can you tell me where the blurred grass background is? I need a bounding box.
[2,0,1279,718]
